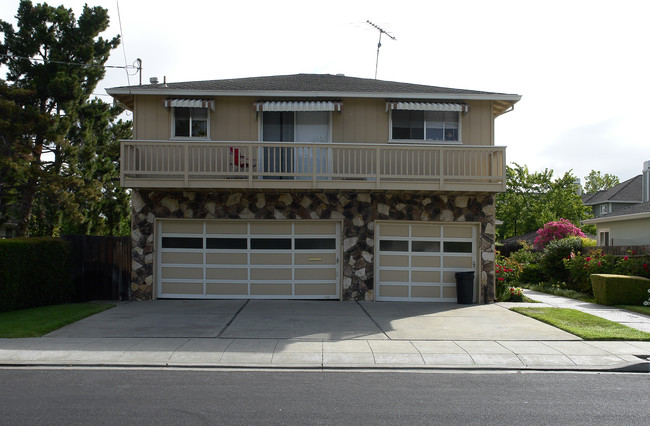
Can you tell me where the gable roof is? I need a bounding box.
[106,73,521,114]
[581,175,642,205]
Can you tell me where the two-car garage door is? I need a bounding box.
[157,220,340,299]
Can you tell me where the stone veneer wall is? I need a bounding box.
[130,190,497,302]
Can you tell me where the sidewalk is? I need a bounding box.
[0,297,649,372]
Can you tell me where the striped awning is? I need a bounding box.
[254,101,343,112]
[163,99,215,111]
[386,101,469,113]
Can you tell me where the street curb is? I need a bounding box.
[2,360,649,373]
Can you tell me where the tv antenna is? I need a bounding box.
[367,20,396,79]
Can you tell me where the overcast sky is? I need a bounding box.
[2,0,649,183]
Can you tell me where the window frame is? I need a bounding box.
[171,106,210,140]
[388,109,462,144]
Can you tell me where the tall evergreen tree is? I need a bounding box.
[0,1,129,236]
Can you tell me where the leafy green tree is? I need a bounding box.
[0,1,129,236]
[496,163,592,240]
[583,170,620,194]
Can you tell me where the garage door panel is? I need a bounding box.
[379,269,409,282]
[251,268,292,280]
[294,253,337,265]
[380,254,409,267]
[206,268,248,280]
[411,224,440,237]
[206,222,247,234]
[412,286,440,298]
[161,252,203,264]
[444,226,473,238]
[443,286,457,298]
[412,256,440,268]
[162,267,203,279]
[206,253,247,264]
[250,222,292,234]
[412,270,440,283]
[295,283,337,296]
[380,285,409,298]
[162,222,203,234]
[250,253,292,265]
[295,268,337,280]
[444,257,473,268]
[162,282,203,294]
[251,283,293,295]
[206,283,248,295]
[294,222,336,234]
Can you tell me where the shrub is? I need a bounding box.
[534,219,586,249]
[562,249,616,294]
[613,254,650,279]
[539,237,584,284]
[591,274,650,306]
[510,246,542,266]
[0,238,73,312]
[519,263,546,284]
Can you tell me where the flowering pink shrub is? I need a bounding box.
[534,218,586,249]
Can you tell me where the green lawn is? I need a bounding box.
[510,307,650,341]
[0,303,115,338]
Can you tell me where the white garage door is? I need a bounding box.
[376,223,477,302]
[157,220,340,299]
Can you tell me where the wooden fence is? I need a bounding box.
[63,235,131,301]
[593,245,650,256]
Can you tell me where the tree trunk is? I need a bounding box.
[16,138,43,237]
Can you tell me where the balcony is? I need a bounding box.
[120,141,506,192]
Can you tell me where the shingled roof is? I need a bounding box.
[107,73,516,96]
[106,73,521,113]
[582,175,643,205]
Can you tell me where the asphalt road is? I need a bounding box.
[1,369,648,425]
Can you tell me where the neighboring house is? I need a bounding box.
[106,74,520,303]
[582,175,642,217]
[583,161,650,246]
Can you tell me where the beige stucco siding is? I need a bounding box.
[334,98,389,143]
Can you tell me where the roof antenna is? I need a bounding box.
[367,20,396,79]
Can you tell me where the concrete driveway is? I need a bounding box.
[45,300,578,341]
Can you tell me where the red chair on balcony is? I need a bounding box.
[230,147,256,171]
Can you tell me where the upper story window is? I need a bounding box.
[163,99,214,139]
[173,107,208,138]
[391,110,459,142]
[387,101,468,143]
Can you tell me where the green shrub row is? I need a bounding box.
[0,238,74,312]
[591,274,650,306]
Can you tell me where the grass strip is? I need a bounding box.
[0,303,115,338]
[510,307,650,341]
[615,305,650,317]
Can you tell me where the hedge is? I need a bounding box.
[591,274,650,306]
[0,238,74,312]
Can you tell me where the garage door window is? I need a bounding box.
[379,240,409,252]
[161,237,203,249]
[412,241,441,252]
[206,238,248,250]
[250,238,292,250]
[443,242,473,253]
[295,238,336,250]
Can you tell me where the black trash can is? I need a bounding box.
[455,271,475,304]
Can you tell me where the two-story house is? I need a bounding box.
[106,74,520,303]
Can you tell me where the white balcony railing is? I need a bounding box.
[120,140,506,192]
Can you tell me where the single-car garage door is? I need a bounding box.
[376,222,477,302]
[157,220,340,299]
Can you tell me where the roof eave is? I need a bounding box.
[583,211,650,224]
[105,87,522,102]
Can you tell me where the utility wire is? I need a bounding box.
[116,0,131,89]
[0,53,137,70]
